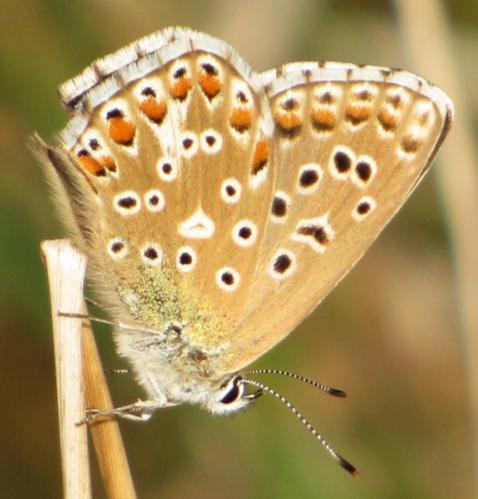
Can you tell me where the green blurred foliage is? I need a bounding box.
[0,1,476,498]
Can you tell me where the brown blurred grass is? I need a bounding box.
[397,1,478,495]
[0,1,476,498]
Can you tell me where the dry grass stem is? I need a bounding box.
[42,239,137,498]
[82,319,138,499]
[41,239,91,499]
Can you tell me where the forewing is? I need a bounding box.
[35,28,275,358]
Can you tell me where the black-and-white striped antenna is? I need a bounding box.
[241,377,359,477]
[242,368,347,398]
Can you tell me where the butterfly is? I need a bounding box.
[32,27,453,474]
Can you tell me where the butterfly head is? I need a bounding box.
[206,374,262,415]
[206,369,358,475]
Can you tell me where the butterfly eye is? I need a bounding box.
[220,378,243,404]
[220,384,240,404]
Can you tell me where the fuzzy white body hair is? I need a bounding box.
[113,327,244,415]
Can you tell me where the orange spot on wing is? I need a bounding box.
[170,78,192,100]
[99,155,117,172]
[274,112,302,130]
[386,94,402,109]
[401,135,422,153]
[273,112,302,137]
[311,108,336,131]
[418,112,430,126]
[198,73,221,99]
[252,139,269,174]
[377,108,398,131]
[108,117,136,146]
[77,151,106,176]
[230,108,252,132]
[345,105,371,125]
[140,97,167,124]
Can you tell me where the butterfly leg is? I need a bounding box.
[81,399,177,424]
[58,311,164,336]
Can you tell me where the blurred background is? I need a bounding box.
[1,0,477,498]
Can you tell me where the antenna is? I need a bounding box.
[242,368,346,397]
[241,377,359,477]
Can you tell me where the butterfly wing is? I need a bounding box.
[34,28,452,381]
[217,63,453,373]
[34,28,276,375]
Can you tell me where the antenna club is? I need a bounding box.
[242,368,347,398]
[337,455,360,476]
[328,388,347,398]
[242,377,358,476]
